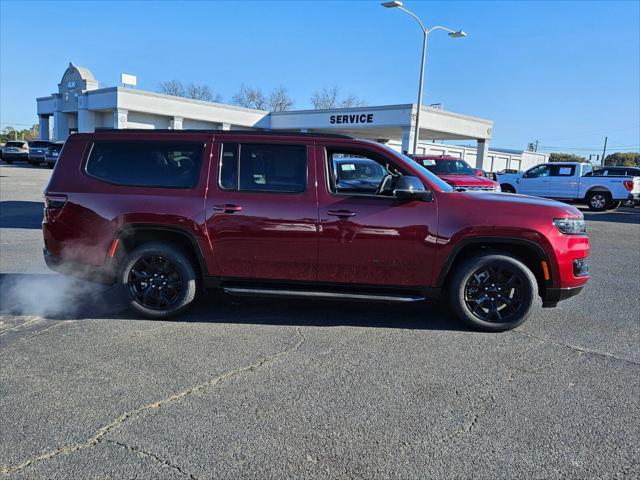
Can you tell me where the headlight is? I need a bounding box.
[553,218,586,235]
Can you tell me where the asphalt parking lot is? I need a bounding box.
[0,162,638,479]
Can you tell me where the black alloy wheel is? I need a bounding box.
[128,255,184,311]
[120,242,198,319]
[464,265,524,322]
[449,253,537,332]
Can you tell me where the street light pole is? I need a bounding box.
[381,1,466,154]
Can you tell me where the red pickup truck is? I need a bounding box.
[43,131,589,331]
[411,155,501,192]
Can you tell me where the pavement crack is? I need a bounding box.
[0,326,305,476]
[0,317,42,336]
[512,329,640,367]
[103,439,199,480]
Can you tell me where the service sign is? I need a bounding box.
[329,113,374,125]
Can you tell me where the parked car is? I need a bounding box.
[410,155,501,192]
[43,130,590,331]
[586,166,640,207]
[496,162,640,211]
[2,141,30,163]
[28,140,53,166]
[44,142,65,169]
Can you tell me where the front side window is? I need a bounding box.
[219,143,307,193]
[86,141,204,188]
[525,165,551,178]
[327,149,407,197]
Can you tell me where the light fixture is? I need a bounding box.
[381,1,403,8]
[448,30,467,38]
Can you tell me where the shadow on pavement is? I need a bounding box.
[0,273,464,331]
[581,207,640,225]
[0,201,44,229]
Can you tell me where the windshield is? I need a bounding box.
[375,145,454,192]
[420,159,475,175]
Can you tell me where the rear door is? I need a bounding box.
[547,164,578,198]
[205,139,319,281]
[315,143,438,287]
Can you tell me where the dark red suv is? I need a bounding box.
[43,131,589,331]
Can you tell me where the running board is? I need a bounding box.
[223,287,425,303]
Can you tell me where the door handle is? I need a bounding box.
[328,209,356,218]
[213,204,243,213]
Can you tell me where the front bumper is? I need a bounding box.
[541,285,584,308]
[44,248,116,284]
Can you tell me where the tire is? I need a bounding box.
[448,253,538,332]
[500,184,516,193]
[4,160,12,165]
[606,200,622,210]
[586,191,610,211]
[119,242,198,319]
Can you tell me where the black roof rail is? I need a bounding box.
[92,128,353,139]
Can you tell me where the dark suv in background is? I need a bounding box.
[28,140,53,166]
[43,130,589,331]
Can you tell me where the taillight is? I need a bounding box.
[21,146,28,151]
[623,180,633,191]
[44,194,67,222]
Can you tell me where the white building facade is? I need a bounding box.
[37,64,547,172]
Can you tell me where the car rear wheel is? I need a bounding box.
[4,160,12,164]
[448,253,538,332]
[587,191,610,211]
[500,184,516,193]
[119,242,198,319]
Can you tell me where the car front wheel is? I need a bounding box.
[448,253,538,332]
[119,242,198,319]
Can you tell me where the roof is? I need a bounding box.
[91,128,353,139]
[69,62,95,81]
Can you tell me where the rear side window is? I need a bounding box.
[86,141,204,188]
[219,143,307,193]
[550,165,575,176]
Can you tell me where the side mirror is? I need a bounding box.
[395,176,430,201]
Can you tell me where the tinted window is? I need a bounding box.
[6,141,26,148]
[86,141,203,188]
[219,143,307,193]
[30,141,51,148]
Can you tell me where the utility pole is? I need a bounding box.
[601,136,608,166]
[534,139,539,152]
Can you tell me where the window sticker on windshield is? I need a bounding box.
[340,164,356,171]
[422,160,435,166]
[559,167,572,175]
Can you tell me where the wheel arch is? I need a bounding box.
[500,183,516,193]
[436,237,551,297]
[114,225,208,285]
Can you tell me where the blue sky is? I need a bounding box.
[1,0,639,156]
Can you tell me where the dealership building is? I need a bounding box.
[36,63,548,171]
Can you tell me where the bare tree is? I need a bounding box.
[232,84,268,110]
[159,80,221,102]
[311,86,367,109]
[311,86,340,109]
[159,80,185,97]
[185,83,222,102]
[340,94,367,108]
[268,87,295,112]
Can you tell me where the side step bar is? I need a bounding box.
[223,287,425,303]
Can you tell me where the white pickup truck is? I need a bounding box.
[497,162,640,211]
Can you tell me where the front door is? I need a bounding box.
[315,144,438,287]
[205,141,319,281]
[518,164,551,196]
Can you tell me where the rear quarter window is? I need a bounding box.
[85,140,204,188]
